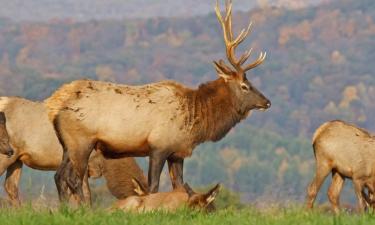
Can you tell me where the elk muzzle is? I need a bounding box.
[255,98,271,111]
[6,148,14,157]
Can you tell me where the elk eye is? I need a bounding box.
[241,84,249,91]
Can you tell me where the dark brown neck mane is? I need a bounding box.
[186,78,245,144]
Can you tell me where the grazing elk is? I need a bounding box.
[307,120,375,213]
[88,149,147,199]
[0,96,146,205]
[111,179,220,212]
[45,0,270,204]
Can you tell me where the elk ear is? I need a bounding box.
[204,183,221,204]
[213,61,233,81]
[183,183,196,197]
[0,112,5,124]
[132,178,147,196]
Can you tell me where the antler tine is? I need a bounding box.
[215,1,228,44]
[224,0,233,40]
[231,21,252,51]
[216,0,241,70]
[216,0,266,73]
[244,52,267,71]
[218,59,234,72]
[238,48,253,65]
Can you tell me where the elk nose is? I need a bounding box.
[7,148,14,158]
[265,100,271,109]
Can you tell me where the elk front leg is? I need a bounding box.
[148,151,168,193]
[4,160,23,206]
[167,156,184,189]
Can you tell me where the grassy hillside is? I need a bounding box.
[0,0,372,205]
[0,207,374,225]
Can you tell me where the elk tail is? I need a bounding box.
[311,121,335,159]
[52,114,67,151]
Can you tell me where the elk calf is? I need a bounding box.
[307,120,375,213]
[112,179,220,213]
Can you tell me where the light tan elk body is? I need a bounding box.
[0,97,146,205]
[45,0,270,204]
[112,179,220,213]
[307,120,375,213]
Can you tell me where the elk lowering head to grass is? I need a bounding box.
[307,120,375,214]
[46,0,270,204]
[111,179,220,212]
[0,112,13,157]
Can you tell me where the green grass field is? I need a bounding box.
[1,206,374,225]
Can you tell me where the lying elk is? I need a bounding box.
[111,179,220,212]
[0,96,147,205]
[45,0,270,204]
[307,120,375,213]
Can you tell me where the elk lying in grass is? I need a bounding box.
[111,179,220,212]
[307,120,375,213]
[45,0,270,204]
[0,97,146,205]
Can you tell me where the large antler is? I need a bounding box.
[215,0,266,73]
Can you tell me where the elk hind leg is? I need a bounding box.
[353,179,366,213]
[82,170,91,205]
[65,140,95,205]
[327,171,344,214]
[4,160,23,206]
[306,159,331,209]
[53,122,94,205]
[55,151,71,202]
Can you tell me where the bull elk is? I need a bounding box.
[111,179,220,212]
[307,120,375,213]
[45,0,270,204]
[0,97,147,205]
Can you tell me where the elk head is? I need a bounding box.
[87,150,104,179]
[130,179,220,212]
[0,112,13,157]
[213,0,270,113]
[185,183,221,212]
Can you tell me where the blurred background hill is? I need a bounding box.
[0,0,373,206]
[0,0,325,21]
